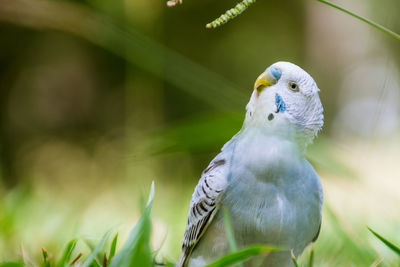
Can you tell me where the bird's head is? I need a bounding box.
[244,61,324,148]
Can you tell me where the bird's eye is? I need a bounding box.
[288,81,299,92]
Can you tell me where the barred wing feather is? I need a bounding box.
[178,155,229,267]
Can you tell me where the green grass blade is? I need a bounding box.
[83,239,102,265]
[317,0,400,41]
[308,246,314,267]
[223,208,242,267]
[109,182,154,267]
[109,233,118,260]
[42,248,51,267]
[56,239,77,267]
[223,208,237,253]
[368,227,400,256]
[205,245,281,267]
[146,181,155,208]
[81,230,112,267]
[291,249,299,267]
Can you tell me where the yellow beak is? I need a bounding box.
[254,68,280,95]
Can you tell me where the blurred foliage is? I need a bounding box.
[1,184,399,266]
[316,0,400,40]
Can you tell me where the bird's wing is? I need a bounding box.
[312,221,321,242]
[178,152,230,267]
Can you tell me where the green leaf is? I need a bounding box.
[56,239,77,267]
[109,233,118,260]
[368,227,400,256]
[205,245,281,267]
[109,182,154,267]
[81,230,112,267]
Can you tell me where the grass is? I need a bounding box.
[0,183,154,267]
[0,183,280,267]
[1,182,399,267]
[0,183,279,267]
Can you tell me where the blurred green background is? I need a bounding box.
[0,0,399,265]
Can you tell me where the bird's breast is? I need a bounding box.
[221,134,322,251]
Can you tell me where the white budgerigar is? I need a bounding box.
[178,62,324,267]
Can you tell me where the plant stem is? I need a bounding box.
[316,0,400,41]
[206,0,256,28]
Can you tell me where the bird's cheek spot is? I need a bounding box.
[275,93,287,113]
[268,113,274,121]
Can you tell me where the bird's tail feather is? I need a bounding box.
[177,247,189,267]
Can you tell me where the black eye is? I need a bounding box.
[289,81,299,92]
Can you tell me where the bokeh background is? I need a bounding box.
[0,0,399,265]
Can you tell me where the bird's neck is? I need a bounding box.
[241,119,314,153]
[230,128,304,183]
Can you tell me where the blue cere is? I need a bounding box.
[267,67,282,81]
[275,93,286,113]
